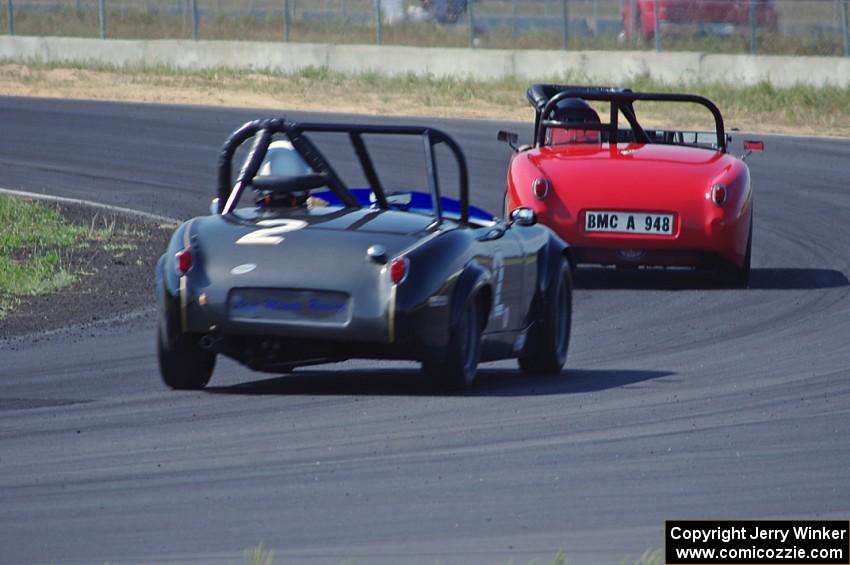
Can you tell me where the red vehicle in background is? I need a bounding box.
[499,85,764,286]
[622,0,779,40]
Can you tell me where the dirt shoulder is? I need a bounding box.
[0,198,173,340]
[3,63,849,136]
[0,63,531,121]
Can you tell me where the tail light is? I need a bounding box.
[389,257,409,285]
[175,248,193,275]
[711,183,728,206]
[532,177,550,200]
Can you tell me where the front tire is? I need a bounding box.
[519,258,572,375]
[157,325,216,390]
[422,298,482,391]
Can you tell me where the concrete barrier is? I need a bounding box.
[1,35,849,88]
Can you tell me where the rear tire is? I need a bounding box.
[157,325,216,390]
[716,212,753,288]
[519,259,572,375]
[422,298,482,391]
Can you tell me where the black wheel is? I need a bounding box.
[519,258,572,375]
[422,297,482,391]
[715,212,752,288]
[157,325,216,390]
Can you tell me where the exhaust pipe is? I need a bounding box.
[199,334,222,351]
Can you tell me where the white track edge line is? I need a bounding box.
[0,187,181,224]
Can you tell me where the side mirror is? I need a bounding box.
[742,140,764,161]
[210,197,221,215]
[509,207,537,227]
[497,130,520,151]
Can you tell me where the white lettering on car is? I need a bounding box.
[236,219,307,245]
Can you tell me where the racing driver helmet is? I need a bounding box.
[254,139,315,208]
[548,97,602,145]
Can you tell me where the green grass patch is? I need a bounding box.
[244,543,274,565]
[0,252,76,296]
[0,196,117,319]
[0,195,82,251]
[0,197,81,313]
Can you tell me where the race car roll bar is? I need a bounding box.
[527,84,727,153]
[216,119,471,225]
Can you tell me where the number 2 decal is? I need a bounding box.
[236,219,308,245]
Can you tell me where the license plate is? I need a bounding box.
[585,211,674,235]
[228,288,351,325]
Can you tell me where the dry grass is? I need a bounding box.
[1,61,849,137]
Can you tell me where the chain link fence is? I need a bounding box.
[2,0,848,56]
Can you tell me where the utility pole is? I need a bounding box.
[375,0,382,45]
[283,0,290,42]
[99,0,107,38]
[749,0,757,54]
[654,0,660,52]
[562,0,569,50]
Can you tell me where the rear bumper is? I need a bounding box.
[572,247,727,269]
[200,333,427,373]
[542,210,750,269]
[182,291,395,343]
[174,281,453,368]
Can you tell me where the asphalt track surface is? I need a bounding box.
[1,97,849,565]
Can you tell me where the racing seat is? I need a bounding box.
[547,97,602,145]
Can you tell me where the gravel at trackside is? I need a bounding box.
[0,200,173,341]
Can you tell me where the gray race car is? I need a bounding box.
[155,119,573,390]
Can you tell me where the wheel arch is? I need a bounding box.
[475,283,493,327]
[537,232,571,296]
[449,260,492,329]
[156,220,196,347]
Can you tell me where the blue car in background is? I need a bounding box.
[424,0,468,23]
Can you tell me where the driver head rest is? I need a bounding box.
[548,97,601,145]
[258,140,313,177]
[551,97,601,124]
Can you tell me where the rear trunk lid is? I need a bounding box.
[192,207,435,291]
[183,207,444,341]
[529,143,734,216]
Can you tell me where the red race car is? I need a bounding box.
[501,85,762,286]
[621,0,779,41]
